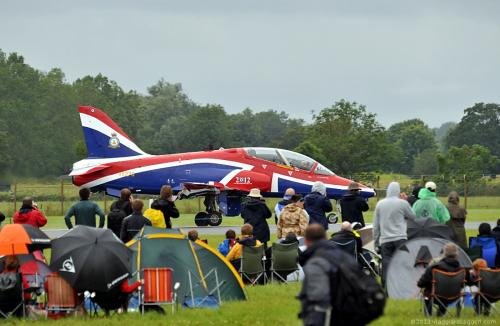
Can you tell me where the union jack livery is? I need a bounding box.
[71,106,375,226]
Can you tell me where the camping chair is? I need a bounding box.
[240,246,266,285]
[45,273,79,317]
[476,268,500,316]
[140,267,176,315]
[0,272,25,318]
[469,237,498,268]
[270,242,299,283]
[358,248,381,278]
[185,269,223,308]
[331,239,357,261]
[422,268,466,317]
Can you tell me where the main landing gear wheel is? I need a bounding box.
[194,212,209,227]
[208,212,223,226]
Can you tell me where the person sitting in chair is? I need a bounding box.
[417,243,467,317]
[330,221,363,255]
[92,279,141,316]
[0,256,26,318]
[226,224,263,271]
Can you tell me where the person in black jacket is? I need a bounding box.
[492,219,500,242]
[339,182,369,227]
[107,188,133,237]
[240,188,272,246]
[330,222,363,255]
[417,243,467,316]
[304,182,333,230]
[151,185,180,228]
[120,199,152,243]
[0,211,5,226]
[407,185,422,207]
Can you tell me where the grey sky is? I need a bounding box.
[1,0,499,127]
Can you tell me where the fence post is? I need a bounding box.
[376,175,380,202]
[463,174,468,210]
[60,180,65,216]
[104,193,107,214]
[13,183,17,216]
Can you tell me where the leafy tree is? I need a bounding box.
[437,144,500,177]
[303,100,396,175]
[445,103,500,156]
[412,148,439,176]
[387,119,437,173]
[433,121,456,150]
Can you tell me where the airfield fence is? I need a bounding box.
[0,174,498,217]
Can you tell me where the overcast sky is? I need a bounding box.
[1,0,499,127]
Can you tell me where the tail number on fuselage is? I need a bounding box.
[118,171,135,177]
[234,177,251,184]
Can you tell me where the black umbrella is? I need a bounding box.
[50,226,133,292]
[407,218,453,241]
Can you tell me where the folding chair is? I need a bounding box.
[0,273,25,318]
[240,246,266,285]
[270,242,299,283]
[358,248,381,278]
[476,268,500,316]
[45,273,79,318]
[140,267,176,315]
[331,239,357,261]
[185,269,223,308]
[422,269,466,317]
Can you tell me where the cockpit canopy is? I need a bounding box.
[244,147,335,176]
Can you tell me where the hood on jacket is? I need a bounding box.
[19,204,33,215]
[282,203,301,213]
[418,187,436,200]
[238,236,257,247]
[278,199,292,206]
[243,198,265,211]
[15,211,32,222]
[448,191,460,205]
[299,239,336,266]
[311,182,326,196]
[386,182,401,198]
[439,257,461,269]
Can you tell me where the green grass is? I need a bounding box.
[3,284,497,325]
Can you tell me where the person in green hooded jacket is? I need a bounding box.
[412,181,450,224]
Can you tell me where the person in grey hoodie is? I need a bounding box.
[374,182,416,286]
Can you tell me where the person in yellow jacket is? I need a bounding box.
[226,224,262,270]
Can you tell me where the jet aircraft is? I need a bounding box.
[71,106,375,226]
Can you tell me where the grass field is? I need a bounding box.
[2,283,498,325]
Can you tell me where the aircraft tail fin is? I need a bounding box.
[78,106,148,158]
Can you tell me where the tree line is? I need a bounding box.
[0,50,499,180]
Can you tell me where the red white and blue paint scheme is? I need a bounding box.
[71,106,375,225]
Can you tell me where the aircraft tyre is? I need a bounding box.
[194,212,210,226]
[208,212,222,226]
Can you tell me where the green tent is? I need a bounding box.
[127,229,246,303]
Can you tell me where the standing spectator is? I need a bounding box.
[277,195,309,239]
[492,219,500,242]
[339,182,369,227]
[304,182,332,230]
[240,188,272,247]
[0,212,5,226]
[218,229,237,256]
[418,243,466,316]
[107,188,133,237]
[298,224,348,326]
[151,185,180,228]
[64,188,105,229]
[446,191,467,249]
[407,185,422,207]
[120,199,152,243]
[476,223,500,267]
[274,188,295,224]
[373,182,416,286]
[412,181,450,224]
[13,197,47,228]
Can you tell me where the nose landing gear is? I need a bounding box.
[194,195,223,226]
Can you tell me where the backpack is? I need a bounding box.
[107,204,127,236]
[143,208,166,228]
[322,249,386,325]
[0,272,19,292]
